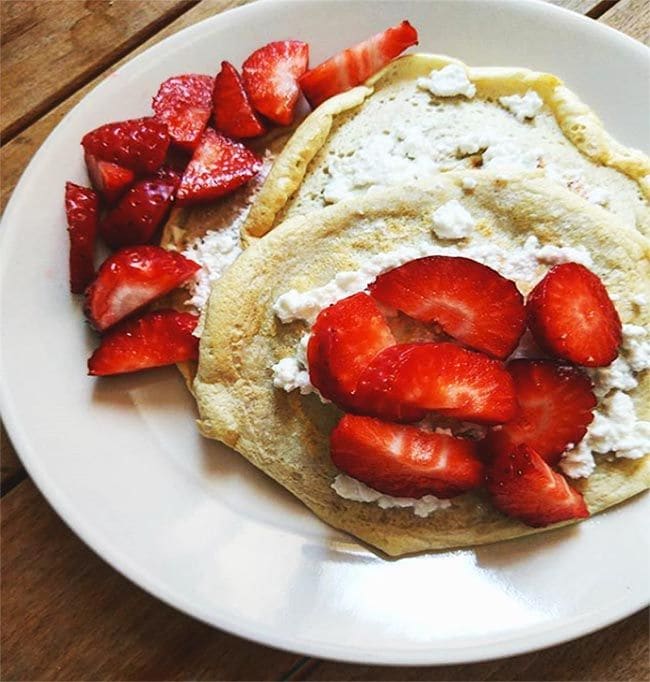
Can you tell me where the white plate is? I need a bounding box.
[1,0,648,666]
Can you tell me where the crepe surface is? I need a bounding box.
[194,174,650,556]
[243,54,650,240]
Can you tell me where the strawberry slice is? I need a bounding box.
[176,128,261,205]
[242,40,309,125]
[299,21,418,107]
[330,414,484,498]
[99,176,177,249]
[486,444,589,527]
[355,342,517,424]
[81,117,169,175]
[84,152,135,204]
[370,256,525,359]
[527,262,621,367]
[88,309,199,376]
[213,61,266,139]
[152,74,214,151]
[84,246,200,331]
[484,360,596,464]
[65,182,99,294]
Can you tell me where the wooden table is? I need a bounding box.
[1,1,648,679]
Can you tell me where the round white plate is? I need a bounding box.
[1,0,648,666]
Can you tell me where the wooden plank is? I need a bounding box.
[295,609,649,681]
[550,0,608,13]
[0,0,197,141]
[600,0,650,42]
[0,425,24,492]
[0,479,303,681]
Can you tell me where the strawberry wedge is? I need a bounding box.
[65,182,99,294]
[355,342,517,424]
[88,310,199,376]
[85,246,200,331]
[213,61,266,139]
[486,444,589,527]
[84,153,135,204]
[299,20,418,107]
[484,360,596,465]
[331,414,484,498]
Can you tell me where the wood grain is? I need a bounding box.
[0,0,197,141]
[0,425,24,493]
[0,479,303,681]
[600,0,650,42]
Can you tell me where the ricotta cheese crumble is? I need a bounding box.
[417,64,476,98]
[499,90,544,122]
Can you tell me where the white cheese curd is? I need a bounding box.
[499,90,544,122]
[461,176,478,190]
[332,474,452,517]
[632,293,647,308]
[431,199,475,239]
[456,133,492,156]
[271,357,312,394]
[586,187,610,207]
[559,440,596,479]
[620,324,650,372]
[417,64,476,98]
[482,140,543,174]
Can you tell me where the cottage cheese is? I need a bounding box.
[499,90,544,122]
[417,64,476,98]
[482,140,543,174]
[431,200,475,239]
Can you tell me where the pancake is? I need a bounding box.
[243,54,650,241]
[193,173,650,556]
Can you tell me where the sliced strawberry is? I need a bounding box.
[213,61,266,139]
[242,40,309,125]
[484,360,596,465]
[486,443,589,527]
[99,176,177,249]
[84,152,135,204]
[88,309,199,376]
[152,74,214,151]
[299,21,418,107]
[176,128,261,205]
[153,165,182,189]
[81,117,169,175]
[330,414,484,498]
[370,256,525,359]
[527,263,621,367]
[84,246,200,331]
[65,182,99,294]
[355,342,517,424]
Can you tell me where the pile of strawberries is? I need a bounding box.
[64,22,419,375]
[308,255,623,527]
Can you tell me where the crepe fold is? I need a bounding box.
[193,174,650,556]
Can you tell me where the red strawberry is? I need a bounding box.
[486,443,589,527]
[88,309,199,376]
[176,128,261,205]
[84,246,200,331]
[527,263,621,367]
[299,21,418,107]
[84,152,135,203]
[213,61,266,138]
[99,176,177,249]
[65,182,99,294]
[153,165,182,189]
[242,40,309,125]
[152,74,214,151]
[355,342,517,424]
[370,256,525,359]
[81,117,169,174]
[484,360,596,465]
[330,414,484,498]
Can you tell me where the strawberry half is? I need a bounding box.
[527,262,621,367]
[85,246,200,331]
[84,152,135,204]
[355,342,517,424]
[370,256,525,359]
[152,74,214,151]
[176,128,261,205]
[242,40,309,125]
[88,309,199,376]
[486,443,589,527]
[484,360,596,465]
[99,176,177,249]
[65,182,99,294]
[213,61,266,139]
[81,117,169,175]
[330,414,484,498]
[299,20,418,107]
